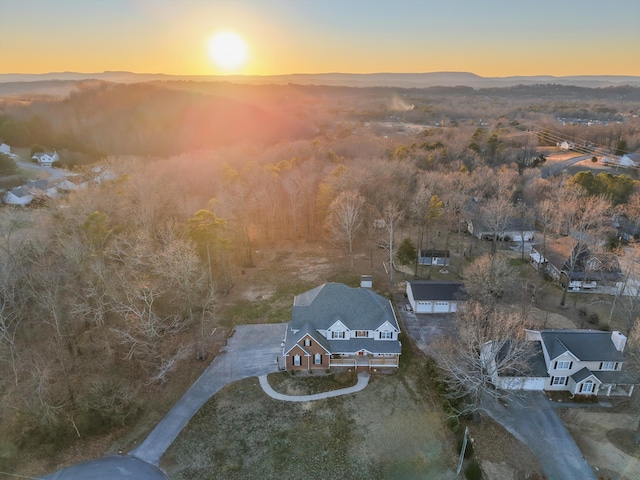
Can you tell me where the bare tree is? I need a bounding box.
[327,190,366,269]
[462,254,518,305]
[432,302,533,417]
[380,202,404,282]
[556,192,613,306]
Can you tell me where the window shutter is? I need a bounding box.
[599,362,603,369]
[554,361,557,369]
[551,376,554,385]
[564,377,568,385]
[569,361,573,370]
[579,384,583,393]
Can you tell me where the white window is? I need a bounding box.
[555,361,571,370]
[304,338,311,347]
[355,330,368,338]
[600,361,617,370]
[314,353,322,365]
[331,331,345,339]
[552,376,567,386]
[379,331,393,339]
[581,381,594,393]
[293,354,301,366]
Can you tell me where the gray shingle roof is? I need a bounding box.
[285,283,400,355]
[540,330,626,362]
[571,367,597,383]
[291,283,399,331]
[408,281,467,301]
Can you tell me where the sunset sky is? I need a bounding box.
[1,0,639,77]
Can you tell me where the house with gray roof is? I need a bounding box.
[406,280,466,314]
[490,329,635,397]
[283,283,401,371]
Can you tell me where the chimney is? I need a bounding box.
[611,331,627,352]
[360,275,372,289]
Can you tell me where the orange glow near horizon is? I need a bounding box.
[1,1,639,77]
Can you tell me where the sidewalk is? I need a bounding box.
[259,372,370,402]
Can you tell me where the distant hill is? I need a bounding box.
[1,71,640,97]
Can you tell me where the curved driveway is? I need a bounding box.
[482,392,596,480]
[44,323,286,479]
[130,323,286,465]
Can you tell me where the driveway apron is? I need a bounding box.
[482,392,596,480]
[130,323,286,465]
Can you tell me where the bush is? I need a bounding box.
[464,459,482,480]
[587,313,600,325]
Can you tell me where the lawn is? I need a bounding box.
[162,354,456,479]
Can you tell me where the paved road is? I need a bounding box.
[16,159,69,181]
[541,155,589,178]
[129,323,286,465]
[482,392,596,480]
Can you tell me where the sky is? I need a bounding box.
[1,0,639,77]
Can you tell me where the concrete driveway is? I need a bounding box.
[44,323,286,479]
[397,294,596,480]
[130,323,286,465]
[394,293,457,352]
[482,392,596,480]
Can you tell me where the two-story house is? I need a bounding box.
[283,283,401,371]
[488,329,635,397]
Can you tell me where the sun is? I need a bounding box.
[207,31,248,72]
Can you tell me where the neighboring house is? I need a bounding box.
[558,141,575,151]
[406,280,466,314]
[0,143,11,155]
[530,237,623,294]
[466,215,534,242]
[418,249,450,266]
[488,329,635,397]
[283,282,401,371]
[56,176,89,192]
[32,150,59,166]
[91,166,117,185]
[615,216,640,242]
[4,186,33,206]
[3,179,50,206]
[616,153,640,168]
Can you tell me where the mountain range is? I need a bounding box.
[1,71,640,97]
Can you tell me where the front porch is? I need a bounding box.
[598,383,635,397]
[330,354,399,369]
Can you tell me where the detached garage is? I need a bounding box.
[406,281,467,314]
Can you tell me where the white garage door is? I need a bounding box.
[417,301,432,313]
[434,301,449,313]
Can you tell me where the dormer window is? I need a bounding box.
[331,331,345,339]
[355,330,368,338]
[379,331,392,339]
[304,338,312,347]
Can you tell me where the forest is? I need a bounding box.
[1,80,640,473]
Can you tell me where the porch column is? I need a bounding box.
[607,384,612,396]
[629,385,634,397]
